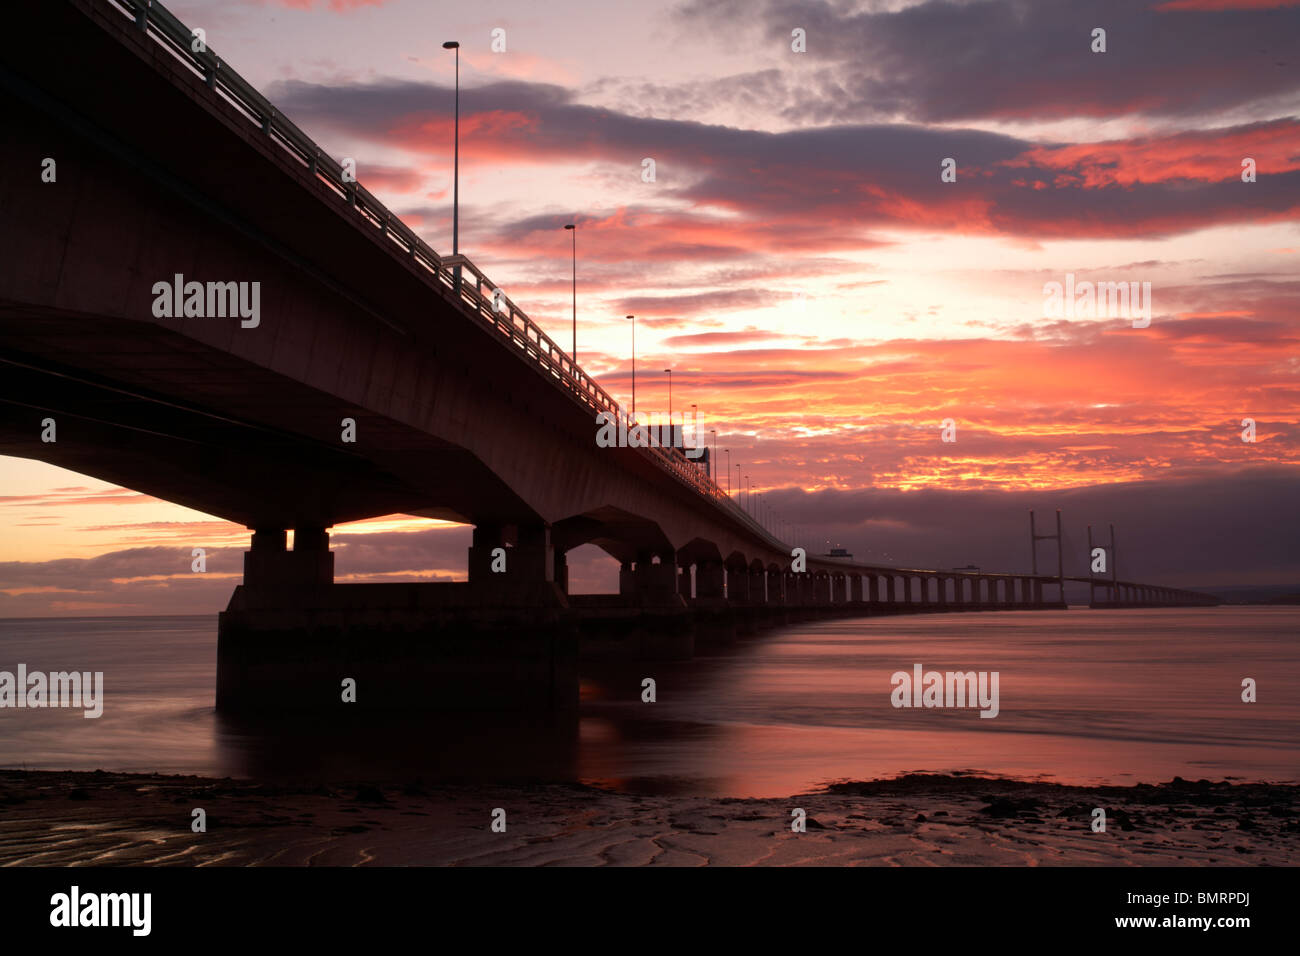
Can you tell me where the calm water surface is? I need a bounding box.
[0,608,1296,797]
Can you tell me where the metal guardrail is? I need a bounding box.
[106,0,785,553]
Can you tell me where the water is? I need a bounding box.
[0,609,1296,797]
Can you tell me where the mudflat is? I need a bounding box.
[1,770,1296,866]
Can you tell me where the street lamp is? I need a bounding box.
[563,223,576,364]
[724,448,731,495]
[709,429,716,480]
[441,41,460,290]
[626,315,635,416]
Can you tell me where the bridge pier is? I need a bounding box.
[467,522,557,604]
[768,568,785,605]
[728,564,751,603]
[219,525,577,714]
[622,551,685,607]
[240,527,333,604]
[695,561,725,601]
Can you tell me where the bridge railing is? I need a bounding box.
[109,0,786,554]
[436,255,783,548]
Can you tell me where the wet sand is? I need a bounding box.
[1,770,1296,866]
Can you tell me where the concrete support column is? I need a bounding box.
[619,561,635,596]
[728,566,751,603]
[632,552,679,604]
[292,527,334,587]
[831,574,846,603]
[885,576,896,604]
[936,576,947,607]
[243,527,334,597]
[554,549,569,595]
[850,575,864,603]
[750,568,768,603]
[469,523,553,603]
[243,527,286,591]
[696,561,725,600]
[813,572,831,604]
[904,576,915,604]
[868,574,880,602]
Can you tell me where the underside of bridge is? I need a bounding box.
[0,0,1216,714]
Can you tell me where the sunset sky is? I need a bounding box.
[2,0,1298,615]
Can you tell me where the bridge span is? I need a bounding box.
[0,0,1217,712]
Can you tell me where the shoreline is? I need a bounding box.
[2,769,1296,866]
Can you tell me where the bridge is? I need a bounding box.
[0,0,1217,712]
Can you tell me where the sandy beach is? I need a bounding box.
[1,770,1296,866]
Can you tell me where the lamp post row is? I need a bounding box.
[442,40,781,536]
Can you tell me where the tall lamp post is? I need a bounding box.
[709,429,716,480]
[563,223,576,364]
[724,449,731,495]
[626,315,635,417]
[441,41,460,290]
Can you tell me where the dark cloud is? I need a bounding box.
[269,75,1300,246]
[676,0,1300,124]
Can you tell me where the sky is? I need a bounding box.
[2,0,1298,614]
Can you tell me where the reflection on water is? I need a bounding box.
[1,609,1297,797]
